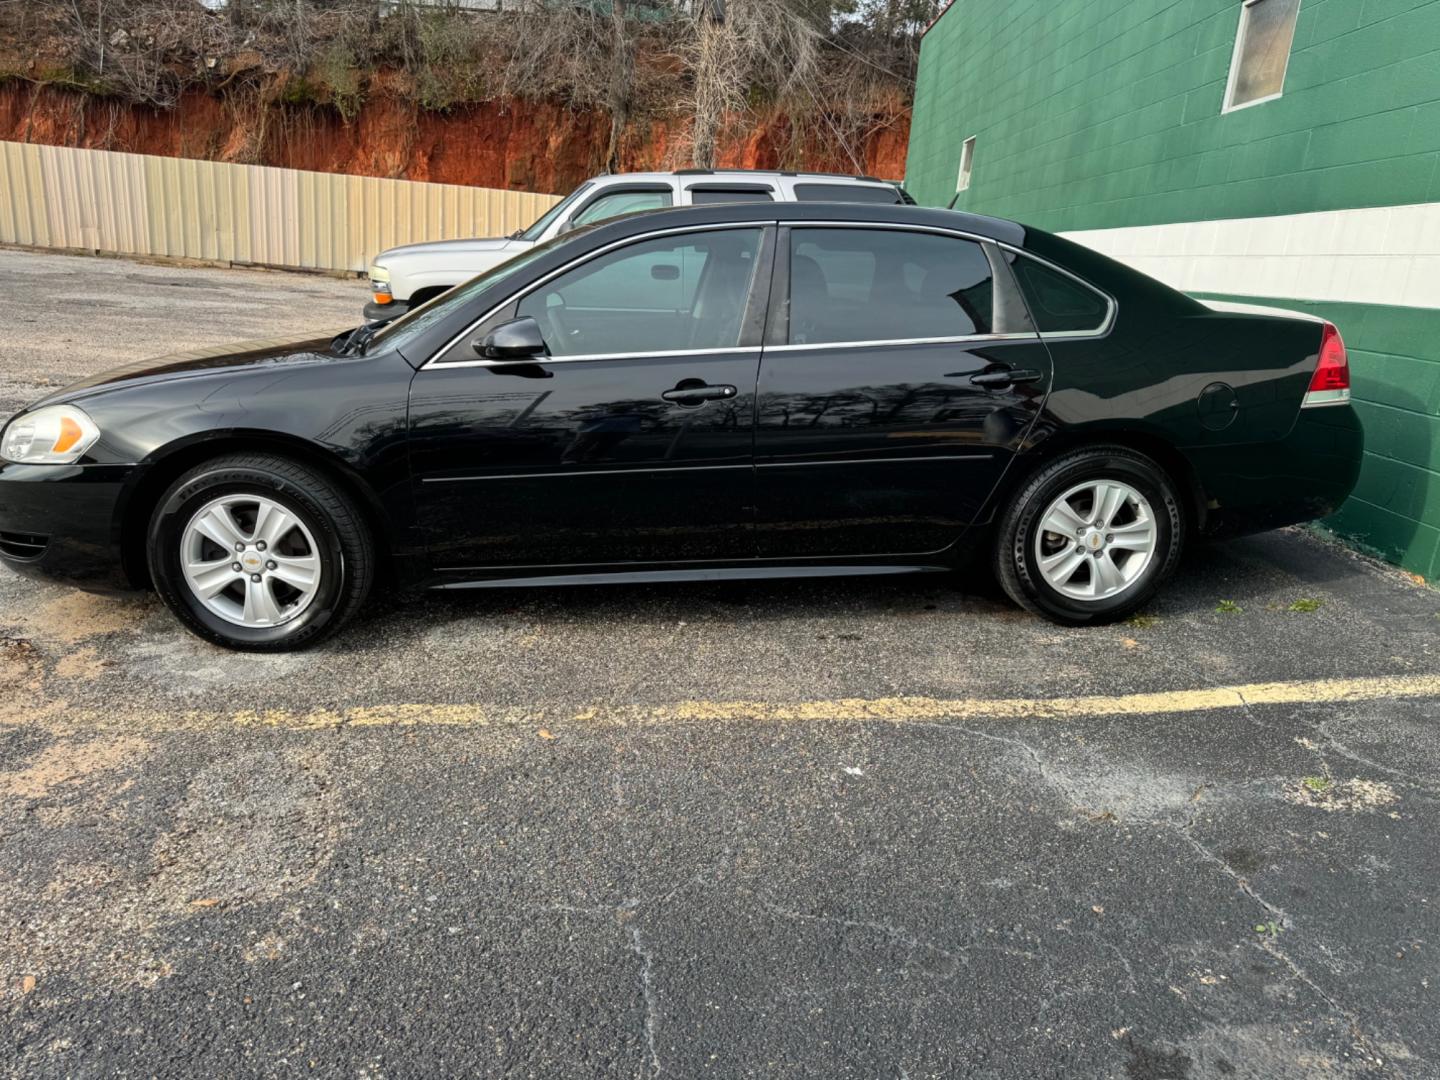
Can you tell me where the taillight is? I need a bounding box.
[1302,322,1350,407]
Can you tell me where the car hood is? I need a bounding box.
[25,336,340,411]
[375,236,523,262]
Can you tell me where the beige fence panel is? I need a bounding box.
[0,141,559,274]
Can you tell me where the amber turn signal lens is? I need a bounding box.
[373,291,392,304]
[52,415,84,454]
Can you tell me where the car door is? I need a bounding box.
[408,224,774,571]
[752,224,1053,558]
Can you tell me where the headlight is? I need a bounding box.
[368,265,392,304]
[1,404,101,464]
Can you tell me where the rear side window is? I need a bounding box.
[792,183,903,205]
[1012,258,1110,333]
[788,228,994,345]
[689,188,775,204]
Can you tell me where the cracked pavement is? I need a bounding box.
[2,249,1440,1078]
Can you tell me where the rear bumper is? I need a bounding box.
[1191,405,1364,538]
[0,462,137,593]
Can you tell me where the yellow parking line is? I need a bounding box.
[15,673,1440,734]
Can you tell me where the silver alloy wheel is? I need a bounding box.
[180,494,323,628]
[1033,479,1157,602]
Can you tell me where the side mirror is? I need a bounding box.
[650,263,680,281]
[475,316,548,361]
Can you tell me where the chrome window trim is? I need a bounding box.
[420,218,1117,370]
[995,242,1117,339]
[764,332,1036,353]
[425,345,761,371]
[421,222,771,371]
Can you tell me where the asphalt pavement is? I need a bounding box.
[2,248,1438,1079]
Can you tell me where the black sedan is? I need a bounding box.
[0,202,1362,650]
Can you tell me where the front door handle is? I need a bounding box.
[662,382,738,405]
[969,368,1042,389]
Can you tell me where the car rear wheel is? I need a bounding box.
[147,453,373,651]
[993,446,1184,625]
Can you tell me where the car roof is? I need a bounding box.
[576,200,1029,248]
[587,169,899,186]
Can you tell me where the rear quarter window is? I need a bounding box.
[792,183,903,204]
[1012,257,1111,333]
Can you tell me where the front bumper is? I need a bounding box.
[363,298,410,324]
[0,461,137,593]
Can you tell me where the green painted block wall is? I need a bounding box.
[908,0,1440,228]
[907,0,1440,578]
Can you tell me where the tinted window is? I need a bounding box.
[1012,258,1109,333]
[689,188,775,204]
[518,228,763,357]
[788,228,993,345]
[792,183,902,204]
[572,189,673,227]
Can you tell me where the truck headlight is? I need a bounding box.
[369,265,393,304]
[1,404,101,464]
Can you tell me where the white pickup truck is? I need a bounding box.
[363,168,910,322]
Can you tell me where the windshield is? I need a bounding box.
[368,240,562,354]
[516,182,593,242]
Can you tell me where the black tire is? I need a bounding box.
[992,445,1184,626]
[147,453,374,651]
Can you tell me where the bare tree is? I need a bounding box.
[683,0,821,168]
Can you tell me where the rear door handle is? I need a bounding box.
[969,368,1042,389]
[661,383,737,404]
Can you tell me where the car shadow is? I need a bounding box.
[348,528,1381,639]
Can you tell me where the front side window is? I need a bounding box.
[1011,257,1110,333]
[792,183,903,205]
[517,182,593,242]
[517,228,764,357]
[787,228,994,345]
[1224,0,1301,111]
[571,188,673,228]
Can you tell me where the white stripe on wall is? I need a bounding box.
[1061,201,1440,311]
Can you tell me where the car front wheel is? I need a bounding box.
[993,446,1184,625]
[147,453,373,651]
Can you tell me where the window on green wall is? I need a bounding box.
[1223,0,1301,112]
[956,136,976,193]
